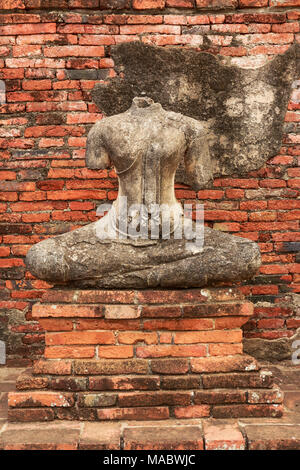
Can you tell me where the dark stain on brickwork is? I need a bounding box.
[92,42,300,188]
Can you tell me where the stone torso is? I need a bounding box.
[86,97,211,235]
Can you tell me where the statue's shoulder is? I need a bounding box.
[165,110,206,137]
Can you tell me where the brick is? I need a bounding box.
[174,330,242,344]
[182,302,253,317]
[240,200,267,210]
[118,331,157,344]
[214,317,249,329]
[247,387,283,404]
[79,422,121,450]
[287,11,300,20]
[151,358,189,374]
[226,14,285,24]
[33,360,72,375]
[118,391,192,407]
[132,0,165,8]
[195,390,247,404]
[249,211,277,221]
[210,343,244,357]
[76,319,140,331]
[270,0,300,6]
[89,376,160,391]
[8,391,74,408]
[32,304,103,318]
[45,331,115,346]
[159,332,172,343]
[174,405,211,418]
[166,0,193,5]
[202,371,273,389]
[163,15,187,24]
[42,289,134,304]
[120,25,180,34]
[104,305,140,319]
[44,46,105,58]
[13,45,42,57]
[0,24,56,35]
[123,425,203,450]
[213,404,283,418]
[196,0,237,7]
[49,377,87,391]
[198,189,224,199]
[191,354,258,373]
[204,423,245,450]
[143,319,214,330]
[245,424,300,450]
[98,345,134,358]
[74,359,148,375]
[97,406,169,421]
[78,393,116,408]
[136,345,207,358]
[25,125,84,138]
[70,0,99,6]
[0,0,25,8]
[268,155,293,165]
[45,346,95,359]
[214,178,258,188]
[138,288,242,304]
[239,0,267,5]
[160,376,200,389]
[1,421,80,449]
[272,22,299,32]
[141,305,182,317]
[47,190,106,200]
[7,408,54,422]
[16,372,48,390]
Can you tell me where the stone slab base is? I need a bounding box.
[1,420,300,450]
[8,287,283,422]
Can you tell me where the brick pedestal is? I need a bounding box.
[8,287,283,422]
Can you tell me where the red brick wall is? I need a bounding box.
[0,0,299,365]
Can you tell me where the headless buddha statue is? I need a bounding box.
[26,97,260,288]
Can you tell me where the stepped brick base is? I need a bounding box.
[8,287,283,422]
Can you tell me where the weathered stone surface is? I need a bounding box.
[73,359,148,375]
[7,408,55,423]
[195,389,247,404]
[123,425,204,450]
[191,354,259,373]
[77,392,117,407]
[26,220,260,289]
[89,376,160,391]
[16,369,48,390]
[33,360,72,376]
[212,404,283,418]
[150,358,189,375]
[96,406,169,421]
[160,376,201,390]
[244,327,300,361]
[247,387,283,404]
[79,422,121,450]
[244,424,300,450]
[0,422,80,450]
[202,371,273,389]
[117,391,192,407]
[8,391,74,408]
[204,423,245,450]
[92,41,300,182]
[49,377,87,392]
